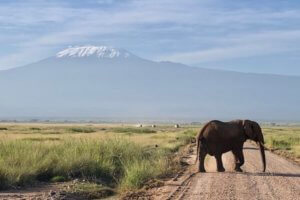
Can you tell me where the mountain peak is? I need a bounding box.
[56,45,132,59]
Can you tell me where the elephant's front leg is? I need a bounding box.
[198,146,207,172]
[215,154,225,172]
[232,149,245,172]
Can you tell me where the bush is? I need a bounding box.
[29,127,41,131]
[270,138,291,150]
[68,127,96,133]
[110,127,156,134]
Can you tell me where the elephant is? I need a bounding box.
[196,120,266,173]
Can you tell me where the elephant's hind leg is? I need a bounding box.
[232,149,244,172]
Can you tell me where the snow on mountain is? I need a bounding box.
[56,45,132,59]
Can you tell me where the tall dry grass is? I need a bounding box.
[0,125,197,191]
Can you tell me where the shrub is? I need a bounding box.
[270,138,291,150]
[68,127,96,133]
[110,127,156,134]
[29,127,41,131]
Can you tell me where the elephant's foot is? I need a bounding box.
[199,167,206,173]
[234,167,243,172]
[217,167,225,172]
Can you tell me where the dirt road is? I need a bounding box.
[153,143,300,200]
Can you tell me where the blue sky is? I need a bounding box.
[1,0,300,76]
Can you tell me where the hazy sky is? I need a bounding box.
[1,0,300,75]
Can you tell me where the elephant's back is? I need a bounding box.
[200,120,223,138]
[204,120,225,132]
[201,120,241,154]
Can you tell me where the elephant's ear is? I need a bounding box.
[243,120,254,139]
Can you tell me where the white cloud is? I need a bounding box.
[160,30,300,64]
[1,0,300,68]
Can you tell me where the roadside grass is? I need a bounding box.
[177,129,197,144]
[0,123,199,195]
[263,127,300,160]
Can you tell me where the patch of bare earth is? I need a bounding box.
[145,142,300,200]
[0,183,67,200]
[0,180,114,200]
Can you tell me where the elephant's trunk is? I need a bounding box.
[258,141,266,172]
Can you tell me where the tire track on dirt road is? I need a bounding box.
[244,146,300,200]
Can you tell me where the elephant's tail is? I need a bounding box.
[195,137,200,164]
[195,138,206,164]
[195,123,209,164]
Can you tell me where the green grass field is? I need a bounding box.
[263,126,300,161]
[0,123,198,197]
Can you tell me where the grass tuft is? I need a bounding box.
[50,176,66,182]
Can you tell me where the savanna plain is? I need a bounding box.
[0,123,299,199]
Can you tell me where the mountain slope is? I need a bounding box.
[0,46,299,121]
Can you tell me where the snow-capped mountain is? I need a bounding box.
[56,46,132,59]
[0,45,300,121]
